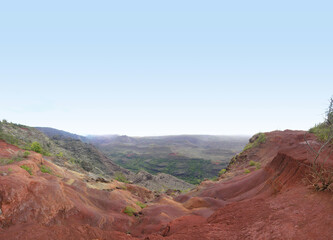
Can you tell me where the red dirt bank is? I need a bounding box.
[1,130,333,240]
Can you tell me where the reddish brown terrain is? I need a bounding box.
[1,130,333,240]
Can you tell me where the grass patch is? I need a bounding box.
[20,165,33,175]
[40,165,52,174]
[243,133,266,152]
[135,201,147,209]
[244,169,250,174]
[124,206,137,216]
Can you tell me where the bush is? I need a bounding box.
[249,160,256,166]
[56,152,63,158]
[135,201,147,209]
[219,168,227,176]
[309,123,332,142]
[23,151,30,158]
[30,142,42,153]
[124,206,137,216]
[40,165,52,174]
[244,169,250,174]
[249,160,261,169]
[20,165,33,175]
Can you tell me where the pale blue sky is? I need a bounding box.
[0,1,332,136]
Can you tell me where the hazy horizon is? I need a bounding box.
[1,1,332,136]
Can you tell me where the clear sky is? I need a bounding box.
[0,1,332,136]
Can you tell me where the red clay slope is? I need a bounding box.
[141,130,333,240]
[1,130,333,240]
[0,140,152,240]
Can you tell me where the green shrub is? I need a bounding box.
[40,165,52,174]
[135,201,147,209]
[23,151,30,158]
[219,168,227,176]
[30,142,42,153]
[249,160,256,166]
[255,162,261,169]
[244,169,250,174]
[56,152,63,158]
[249,160,261,169]
[20,165,33,175]
[210,176,219,181]
[124,206,137,216]
[309,123,332,142]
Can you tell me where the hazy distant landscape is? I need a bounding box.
[87,135,248,184]
[35,127,248,184]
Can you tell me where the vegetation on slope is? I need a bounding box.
[307,97,333,191]
[0,120,129,178]
[89,135,248,184]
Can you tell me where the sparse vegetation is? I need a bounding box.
[56,152,64,158]
[23,151,31,158]
[249,160,256,166]
[20,165,33,175]
[114,172,129,183]
[249,160,261,170]
[124,206,137,216]
[40,165,52,174]
[219,168,227,176]
[244,169,250,174]
[135,201,147,209]
[243,133,266,152]
[305,97,333,191]
[30,142,43,153]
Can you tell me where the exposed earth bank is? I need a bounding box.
[0,130,332,239]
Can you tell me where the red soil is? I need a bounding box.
[1,130,333,240]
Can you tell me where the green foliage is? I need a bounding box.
[40,165,52,174]
[114,172,129,183]
[249,160,261,169]
[219,168,227,176]
[255,162,261,170]
[20,165,33,175]
[0,152,24,165]
[0,158,14,165]
[309,123,332,142]
[23,151,31,158]
[249,160,256,166]
[124,206,137,216]
[243,133,266,152]
[135,201,147,209]
[56,152,63,158]
[210,176,219,181]
[0,131,20,146]
[244,169,250,174]
[115,153,217,184]
[30,142,42,153]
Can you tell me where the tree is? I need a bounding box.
[305,97,333,191]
